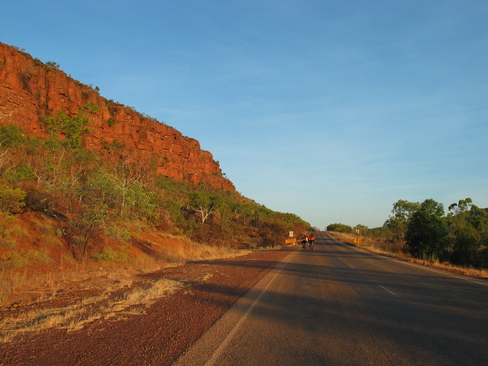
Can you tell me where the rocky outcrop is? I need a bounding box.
[0,42,234,190]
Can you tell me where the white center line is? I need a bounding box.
[379,285,398,297]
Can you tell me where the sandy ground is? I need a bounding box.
[0,246,294,366]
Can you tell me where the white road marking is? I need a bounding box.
[379,285,398,297]
[332,237,488,288]
[204,249,298,366]
[398,260,488,287]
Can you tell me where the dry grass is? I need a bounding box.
[0,228,250,306]
[0,258,79,307]
[0,212,256,343]
[0,234,254,343]
[155,232,252,262]
[0,274,186,343]
[411,259,488,279]
[329,232,488,280]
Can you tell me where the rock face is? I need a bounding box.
[0,42,234,191]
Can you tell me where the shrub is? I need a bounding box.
[104,223,131,242]
[0,249,49,270]
[45,61,60,70]
[0,124,26,147]
[92,247,129,263]
[43,103,99,149]
[0,184,26,213]
[3,164,37,184]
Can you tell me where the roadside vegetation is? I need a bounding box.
[328,198,488,277]
[0,110,310,308]
[0,43,310,341]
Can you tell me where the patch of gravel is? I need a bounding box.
[0,247,294,366]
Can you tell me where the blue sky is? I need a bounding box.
[2,1,487,229]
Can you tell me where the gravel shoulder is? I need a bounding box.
[0,246,294,366]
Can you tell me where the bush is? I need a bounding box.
[43,103,99,149]
[3,164,36,184]
[45,61,60,70]
[92,247,129,263]
[0,249,50,270]
[0,184,26,213]
[0,124,26,147]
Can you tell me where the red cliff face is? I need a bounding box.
[0,43,234,191]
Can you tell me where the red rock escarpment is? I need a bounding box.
[0,42,234,191]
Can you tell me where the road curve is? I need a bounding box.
[173,232,488,366]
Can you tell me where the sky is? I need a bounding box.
[1,1,487,229]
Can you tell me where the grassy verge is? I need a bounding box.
[328,231,488,279]
[0,225,254,343]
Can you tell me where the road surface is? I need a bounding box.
[174,232,488,365]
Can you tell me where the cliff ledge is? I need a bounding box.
[0,42,234,191]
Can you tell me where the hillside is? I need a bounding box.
[0,42,310,308]
[0,42,233,190]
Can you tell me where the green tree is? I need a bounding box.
[326,223,353,233]
[188,191,223,223]
[383,199,420,242]
[43,103,99,149]
[405,199,448,261]
[447,198,488,267]
[68,201,109,262]
[45,61,60,70]
[354,224,369,236]
[4,164,37,184]
[0,124,27,147]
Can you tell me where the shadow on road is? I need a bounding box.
[169,234,488,365]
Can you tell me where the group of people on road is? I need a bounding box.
[301,234,315,250]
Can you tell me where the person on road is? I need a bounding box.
[301,235,309,249]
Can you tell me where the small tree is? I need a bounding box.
[188,191,223,223]
[43,103,99,149]
[45,61,60,70]
[68,201,109,262]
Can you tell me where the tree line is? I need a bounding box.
[327,198,488,269]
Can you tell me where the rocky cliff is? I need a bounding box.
[0,42,234,191]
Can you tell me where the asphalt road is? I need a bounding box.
[173,232,488,366]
